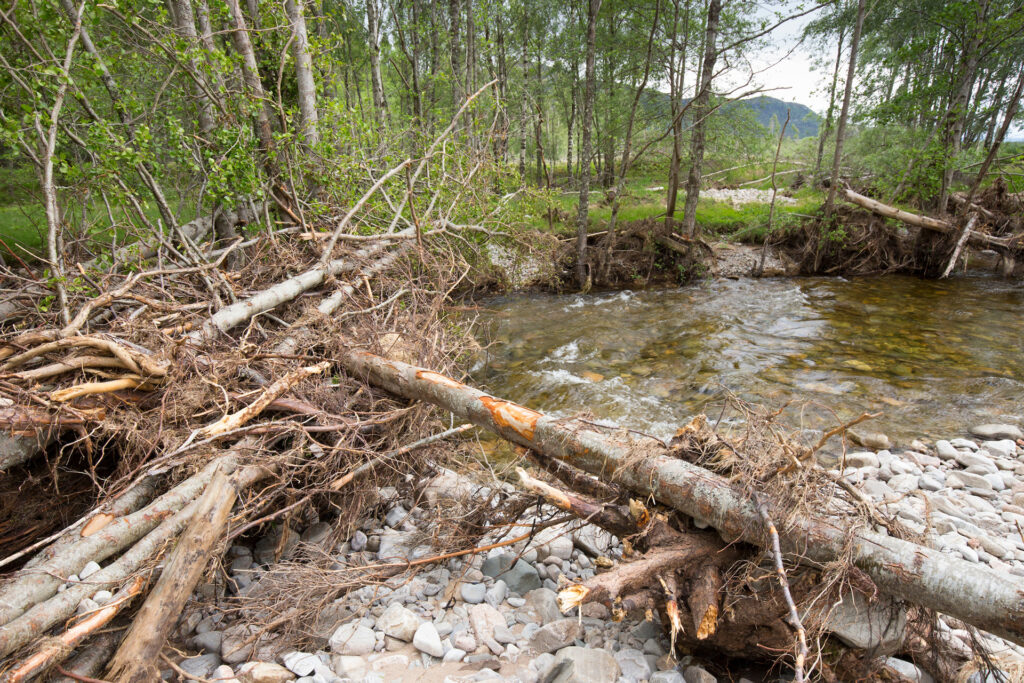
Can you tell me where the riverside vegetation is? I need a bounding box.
[1,0,1024,682]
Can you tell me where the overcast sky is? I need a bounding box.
[736,4,833,114]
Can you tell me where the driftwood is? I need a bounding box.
[1,576,144,682]
[105,466,237,682]
[334,347,1024,646]
[0,459,269,659]
[187,227,412,344]
[841,187,1012,251]
[0,458,229,630]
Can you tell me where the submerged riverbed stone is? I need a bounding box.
[970,424,1024,441]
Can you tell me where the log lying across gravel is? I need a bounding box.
[336,347,1024,646]
[842,187,1016,252]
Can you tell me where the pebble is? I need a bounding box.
[329,623,376,656]
[79,561,101,580]
[376,603,421,642]
[413,622,444,657]
[350,530,367,552]
[443,648,466,662]
[615,647,652,680]
[461,583,486,604]
[985,440,1018,458]
[180,653,222,679]
[282,651,320,676]
[683,665,718,683]
[935,440,959,460]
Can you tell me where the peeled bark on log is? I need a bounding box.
[556,538,725,614]
[0,458,232,628]
[688,564,722,640]
[842,188,1011,251]
[0,460,269,658]
[334,349,1024,645]
[105,467,237,682]
[188,228,412,344]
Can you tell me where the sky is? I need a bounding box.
[734,4,833,114]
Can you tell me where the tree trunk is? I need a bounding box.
[575,0,601,289]
[966,66,1024,203]
[813,22,844,183]
[664,0,689,231]
[448,0,463,106]
[518,23,528,180]
[822,0,866,221]
[286,0,320,150]
[938,1,989,213]
[367,0,389,125]
[226,0,276,168]
[601,0,660,274]
[680,0,721,239]
[332,348,1024,647]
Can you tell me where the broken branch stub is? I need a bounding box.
[334,348,1024,646]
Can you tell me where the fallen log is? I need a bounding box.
[841,187,1012,251]
[105,466,237,682]
[0,459,269,658]
[335,348,1024,645]
[0,457,232,627]
[1,575,144,682]
[187,228,413,344]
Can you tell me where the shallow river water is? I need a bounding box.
[473,275,1024,445]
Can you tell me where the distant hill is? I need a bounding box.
[737,96,821,139]
[655,94,822,139]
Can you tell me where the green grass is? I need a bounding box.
[0,204,47,257]
[513,166,825,244]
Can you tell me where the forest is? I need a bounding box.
[1,0,1023,681]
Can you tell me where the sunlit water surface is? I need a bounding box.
[472,276,1024,445]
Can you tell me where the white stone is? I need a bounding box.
[442,648,466,662]
[883,657,935,683]
[79,561,101,579]
[282,652,320,676]
[413,622,444,658]
[329,623,376,655]
[985,440,1018,458]
[935,441,959,460]
[375,603,421,642]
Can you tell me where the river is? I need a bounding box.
[473,275,1024,447]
